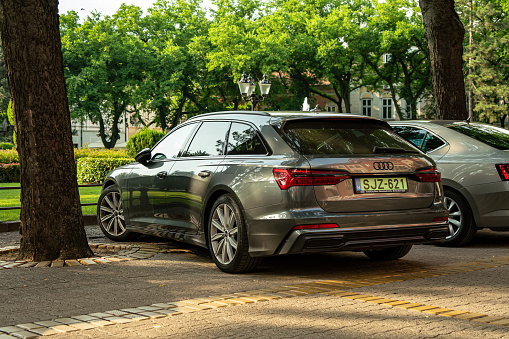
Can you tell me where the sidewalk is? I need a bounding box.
[1,228,509,338]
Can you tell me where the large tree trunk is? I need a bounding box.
[0,0,92,261]
[420,0,467,120]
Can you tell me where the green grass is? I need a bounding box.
[0,183,101,222]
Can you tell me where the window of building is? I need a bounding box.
[382,98,393,119]
[362,99,372,116]
[327,106,336,112]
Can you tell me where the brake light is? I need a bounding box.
[415,167,441,182]
[496,164,509,181]
[273,168,350,190]
[293,224,339,230]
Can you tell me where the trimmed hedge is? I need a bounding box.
[0,142,14,150]
[0,163,20,183]
[77,157,134,184]
[0,149,19,164]
[74,148,129,161]
[126,128,165,158]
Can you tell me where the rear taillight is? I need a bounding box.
[415,167,441,182]
[293,224,339,230]
[273,168,350,190]
[496,164,509,181]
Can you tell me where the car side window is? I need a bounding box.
[226,123,267,155]
[422,133,446,153]
[182,121,230,157]
[151,123,197,160]
[392,126,426,149]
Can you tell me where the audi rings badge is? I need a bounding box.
[373,161,394,170]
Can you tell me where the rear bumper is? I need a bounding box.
[275,223,449,255]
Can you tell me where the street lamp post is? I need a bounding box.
[238,73,272,111]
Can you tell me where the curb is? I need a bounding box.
[0,243,161,269]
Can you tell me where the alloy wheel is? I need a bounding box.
[444,196,462,239]
[210,203,238,265]
[99,191,126,236]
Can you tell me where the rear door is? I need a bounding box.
[281,118,439,213]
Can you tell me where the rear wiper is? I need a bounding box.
[373,146,420,154]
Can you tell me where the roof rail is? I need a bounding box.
[188,111,272,120]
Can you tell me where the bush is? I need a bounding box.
[77,157,134,184]
[0,142,14,150]
[126,128,165,158]
[74,147,129,161]
[0,149,19,164]
[0,163,20,183]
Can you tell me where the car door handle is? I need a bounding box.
[198,170,211,178]
[157,171,167,178]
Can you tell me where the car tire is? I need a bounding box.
[97,185,139,241]
[440,189,477,247]
[364,245,413,260]
[208,194,261,273]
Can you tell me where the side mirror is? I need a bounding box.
[135,148,152,164]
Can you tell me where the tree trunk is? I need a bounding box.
[0,0,92,261]
[420,0,467,120]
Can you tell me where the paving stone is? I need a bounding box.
[88,313,113,319]
[151,303,176,309]
[422,308,453,315]
[51,325,80,333]
[138,312,166,319]
[439,310,470,317]
[50,261,64,268]
[105,310,130,316]
[0,334,16,339]
[343,294,373,300]
[72,315,99,322]
[137,306,163,311]
[54,318,81,325]
[123,314,150,321]
[64,260,81,267]
[77,259,97,265]
[394,303,425,309]
[472,316,506,324]
[383,301,410,306]
[34,261,51,268]
[105,317,134,324]
[88,320,116,327]
[154,309,181,316]
[18,262,37,268]
[198,302,228,309]
[27,328,60,336]
[9,331,39,339]
[0,327,24,334]
[14,324,42,331]
[489,318,509,326]
[408,306,440,312]
[453,312,487,320]
[69,323,98,330]
[34,321,60,327]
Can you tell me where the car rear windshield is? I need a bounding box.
[445,123,509,150]
[281,119,418,156]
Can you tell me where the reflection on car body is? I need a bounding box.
[97,111,448,273]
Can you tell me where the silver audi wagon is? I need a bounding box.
[98,111,448,273]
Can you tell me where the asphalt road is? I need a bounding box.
[1,227,508,338]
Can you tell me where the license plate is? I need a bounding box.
[354,177,408,193]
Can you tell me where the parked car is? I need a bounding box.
[97,111,448,273]
[390,120,509,246]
